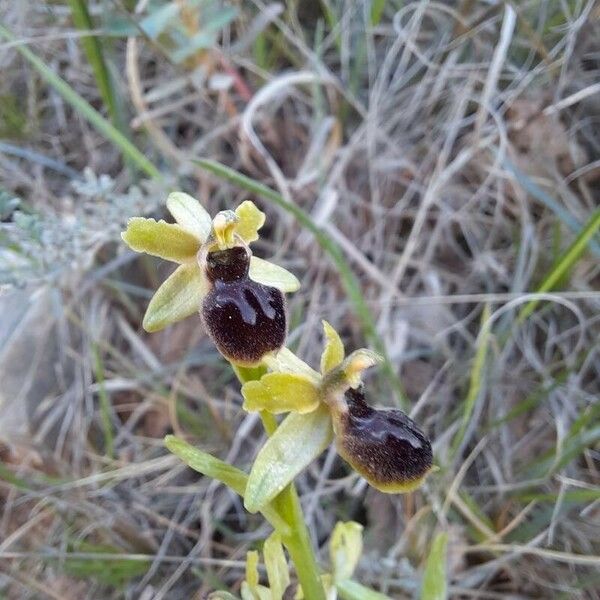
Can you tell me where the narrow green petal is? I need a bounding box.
[166,192,212,243]
[320,320,345,374]
[122,217,200,263]
[264,533,290,600]
[143,263,206,332]
[248,256,300,293]
[235,200,265,243]
[330,521,363,582]
[242,373,320,414]
[244,406,333,513]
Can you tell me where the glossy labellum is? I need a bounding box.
[333,387,433,493]
[201,245,287,366]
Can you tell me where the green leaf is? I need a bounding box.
[248,256,300,293]
[122,217,201,263]
[164,435,290,535]
[142,262,206,332]
[165,434,248,495]
[264,532,290,600]
[235,200,266,243]
[245,405,333,513]
[519,208,600,320]
[336,580,391,600]
[207,593,240,600]
[166,192,212,242]
[242,373,320,415]
[330,521,363,582]
[320,320,345,374]
[421,532,449,600]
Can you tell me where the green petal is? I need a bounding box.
[142,263,207,332]
[330,521,363,582]
[122,217,200,263]
[235,200,265,243]
[244,405,333,513]
[264,533,290,600]
[320,320,345,374]
[166,191,212,243]
[242,373,320,414]
[249,256,300,293]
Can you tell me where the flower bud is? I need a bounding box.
[333,388,433,493]
[200,245,287,366]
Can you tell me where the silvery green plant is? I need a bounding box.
[122,192,434,599]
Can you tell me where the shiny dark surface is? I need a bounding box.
[205,246,250,282]
[335,387,432,490]
[201,247,286,365]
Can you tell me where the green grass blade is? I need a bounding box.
[519,208,600,321]
[451,304,492,456]
[0,22,160,179]
[67,0,122,128]
[194,158,408,406]
[421,532,449,600]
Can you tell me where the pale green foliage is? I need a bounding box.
[244,405,333,513]
[166,191,212,242]
[142,262,207,332]
[330,521,363,582]
[263,533,291,599]
[249,257,301,292]
[421,532,449,600]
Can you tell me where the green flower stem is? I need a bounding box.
[233,364,326,600]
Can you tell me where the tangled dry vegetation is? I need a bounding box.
[1,1,599,598]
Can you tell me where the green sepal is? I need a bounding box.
[262,348,320,382]
[242,373,320,415]
[166,191,212,242]
[121,217,201,263]
[142,262,207,332]
[244,405,333,513]
[249,256,300,293]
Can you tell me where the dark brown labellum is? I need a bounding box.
[201,246,286,366]
[334,387,433,493]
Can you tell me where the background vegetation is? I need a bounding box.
[1,1,599,598]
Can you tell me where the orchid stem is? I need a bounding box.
[234,364,326,600]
